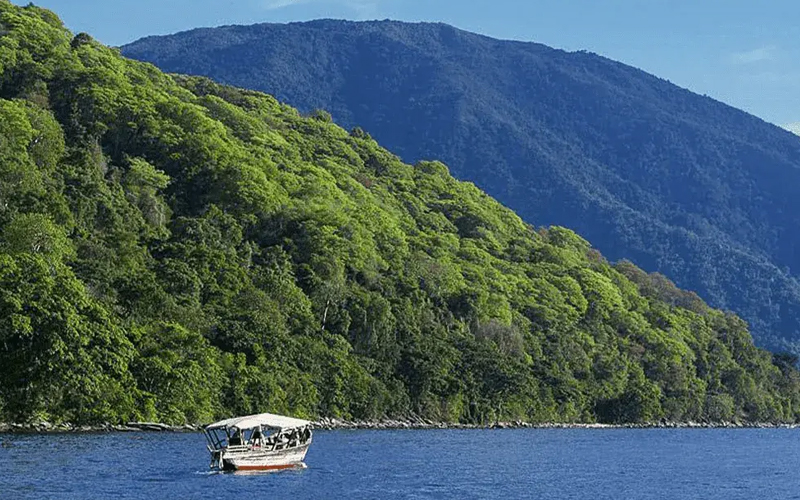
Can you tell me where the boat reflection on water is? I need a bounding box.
[203,413,313,472]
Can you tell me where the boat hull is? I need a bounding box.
[221,443,310,471]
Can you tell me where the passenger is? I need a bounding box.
[278,431,289,449]
[228,429,243,446]
[251,427,263,448]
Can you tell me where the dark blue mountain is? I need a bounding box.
[123,19,800,352]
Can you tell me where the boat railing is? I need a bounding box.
[205,424,312,454]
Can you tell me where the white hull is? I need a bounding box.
[221,442,310,471]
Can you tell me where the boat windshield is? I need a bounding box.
[204,427,228,451]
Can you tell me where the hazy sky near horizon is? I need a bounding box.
[17,0,800,131]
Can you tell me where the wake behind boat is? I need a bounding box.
[203,413,313,471]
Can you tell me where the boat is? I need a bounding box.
[203,412,313,471]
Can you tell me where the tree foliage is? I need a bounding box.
[122,19,800,355]
[0,2,798,425]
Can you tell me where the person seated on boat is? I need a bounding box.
[276,431,289,449]
[228,429,243,446]
[263,433,276,450]
[301,427,311,443]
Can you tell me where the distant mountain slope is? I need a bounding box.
[123,20,800,352]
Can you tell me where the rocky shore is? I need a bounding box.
[310,417,800,430]
[0,421,201,434]
[1,418,798,434]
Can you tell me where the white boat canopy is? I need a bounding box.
[205,412,311,431]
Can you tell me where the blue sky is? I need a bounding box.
[17,0,800,131]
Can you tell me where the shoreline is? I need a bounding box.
[311,417,800,430]
[1,418,798,434]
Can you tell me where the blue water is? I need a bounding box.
[1,428,799,499]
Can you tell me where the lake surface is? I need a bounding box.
[1,428,799,499]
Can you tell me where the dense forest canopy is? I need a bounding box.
[1,2,799,426]
[123,19,800,355]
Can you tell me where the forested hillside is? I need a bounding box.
[1,2,800,426]
[123,19,800,353]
